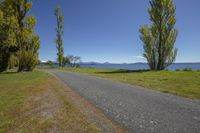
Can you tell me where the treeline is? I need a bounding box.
[47,55,81,68]
[0,0,40,72]
[0,0,179,72]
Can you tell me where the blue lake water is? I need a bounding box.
[80,63,200,70]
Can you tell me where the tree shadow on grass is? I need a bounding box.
[96,69,150,74]
[0,71,18,74]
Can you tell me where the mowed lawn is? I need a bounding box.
[60,68,200,99]
[0,71,99,133]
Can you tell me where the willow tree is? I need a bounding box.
[54,6,64,67]
[139,0,178,70]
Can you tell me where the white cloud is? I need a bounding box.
[133,55,145,59]
[41,60,47,63]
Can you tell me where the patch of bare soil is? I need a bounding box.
[7,80,64,133]
[28,87,63,119]
[12,70,125,132]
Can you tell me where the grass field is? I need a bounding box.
[0,71,99,133]
[59,68,200,99]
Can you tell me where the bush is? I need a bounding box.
[183,68,192,71]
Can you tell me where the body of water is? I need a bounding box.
[80,63,200,70]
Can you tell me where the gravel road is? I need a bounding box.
[49,70,200,133]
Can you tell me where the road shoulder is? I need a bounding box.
[45,70,126,133]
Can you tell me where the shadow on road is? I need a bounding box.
[0,72,18,74]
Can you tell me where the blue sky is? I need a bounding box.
[30,0,200,63]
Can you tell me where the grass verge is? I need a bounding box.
[59,68,200,99]
[0,71,100,133]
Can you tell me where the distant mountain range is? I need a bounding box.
[40,61,200,65]
[80,62,147,65]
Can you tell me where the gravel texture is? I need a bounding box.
[50,70,200,133]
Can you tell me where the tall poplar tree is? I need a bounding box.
[13,0,40,72]
[54,6,64,67]
[139,0,178,70]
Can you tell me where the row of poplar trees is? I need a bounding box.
[0,0,40,72]
[140,0,178,70]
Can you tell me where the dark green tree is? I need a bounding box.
[13,0,40,72]
[54,6,64,67]
[63,56,70,67]
[0,0,19,72]
[47,60,53,66]
[139,0,178,70]
[0,0,40,72]
[8,54,19,69]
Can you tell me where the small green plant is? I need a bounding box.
[183,68,192,71]
[47,60,53,66]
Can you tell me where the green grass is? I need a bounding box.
[0,71,50,132]
[36,65,57,69]
[0,71,99,133]
[59,68,200,99]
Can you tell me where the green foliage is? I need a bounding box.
[15,1,40,72]
[139,0,178,70]
[63,56,70,66]
[8,54,19,69]
[183,68,192,71]
[18,33,40,71]
[55,6,64,67]
[0,2,19,72]
[47,60,53,66]
[0,0,40,72]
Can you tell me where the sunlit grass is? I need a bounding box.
[0,71,100,132]
[60,68,200,99]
